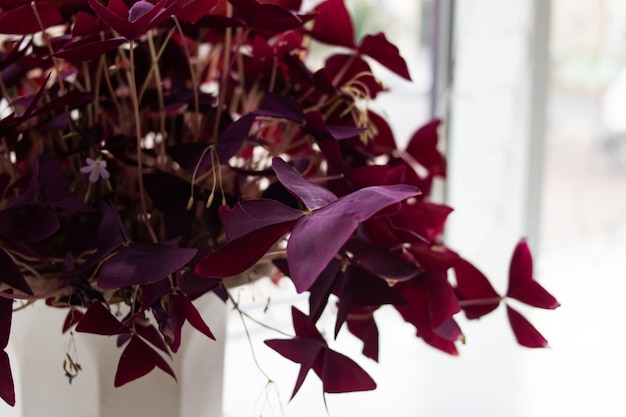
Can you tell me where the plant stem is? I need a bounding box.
[457,297,503,307]
[128,42,158,243]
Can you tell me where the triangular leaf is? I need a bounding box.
[98,244,197,289]
[506,305,549,348]
[507,239,559,309]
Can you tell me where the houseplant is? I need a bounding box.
[0,0,559,410]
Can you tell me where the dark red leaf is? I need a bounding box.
[392,201,453,242]
[135,322,171,356]
[506,239,560,309]
[0,292,12,349]
[453,259,501,319]
[195,220,297,278]
[0,351,15,406]
[316,349,376,393]
[75,302,129,336]
[346,307,379,361]
[0,1,62,35]
[177,293,215,340]
[405,119,446,177]
[54,37,127,61]
[359,33,411,80]
[229,0,303,37]
[0,247,32,295]
[73,11,106,36]
[394,273,461,354]
[506,305,549,348]
[309,0,355,48]
[62,308,85,333]
[114,335,176,387]
[324,54,384,98]
[177,0,219,24]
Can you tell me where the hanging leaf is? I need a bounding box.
[506,239,559,309]
[506,305,549,348]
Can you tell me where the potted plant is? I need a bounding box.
[0,0,559,413]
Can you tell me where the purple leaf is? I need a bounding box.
[217,113,256,163]
[506,305,549,348]
[97,244,197,289]
[288,212,357,293]
[506,239,560,309]
[254,92,304,122]
[0,205,59,242]
[219,199,303,241]
[287,184,419,292]
[334,265,405,336]
[359,33,411,80]
[272,157,337,210]
[0,2,62,35]
[265,338,324,399]
[195,220,297,278]
[135,323,171,356]
[38,160,96,212]
[0,247,32,295]
[128,1,155,22]
[265,308,375,398]
[307,259,342,323]
[303,111,366,141]
[87,0,180,41]
[345,239,418,282]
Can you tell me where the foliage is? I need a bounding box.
[0,0,559,407]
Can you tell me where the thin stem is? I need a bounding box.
[173,17,201,141]
[137,28,175,103]
[0,287,70,301]
[146,31,166,141]
[212,3,234,142]
[127,42,158,243]
[225,289,275,382]
[458,297,503,307]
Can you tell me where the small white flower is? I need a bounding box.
[80,157,110,183]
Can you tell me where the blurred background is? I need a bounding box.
[223,0,626,416]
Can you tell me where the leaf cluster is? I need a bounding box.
[0,0,558,407]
